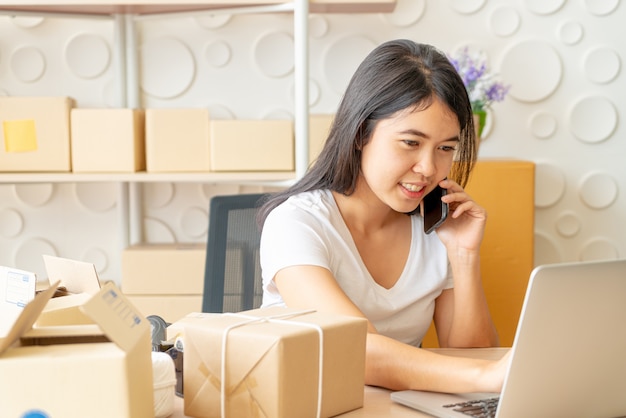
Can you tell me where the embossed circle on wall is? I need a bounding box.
[290,78,321,107]
[534,163,566,208]
[65,33,111,79]
[82,247,108,274]
[569,96,617,143]
[500,40,562,102]
[15,238,58,279]
[583,0,620,16]
[580,238,619,261]
[529,112,557,139]
[579,172,618,209]
[204,40,231,68]
[253,32,294,78]
[75,183,117,212]
[449,0,486,14]
[323,36,376,95]
[558,21,584,45]
[14,184,54,207]
[0,208,24,238]
[206,104,236,120]
[144,217,176,243]
[382,0,426,27]
[140,37,195,99]
[523,0,565,15]
[584,47,620,84]
[180,206,208,238]
[556,211,581,238]
[534,231,563,265]
[489,6,520,37]
[10,16,44,28]
[195,13,232,29]
[143,182,175,209]
[10,46,46,83]
[309,15,329,38]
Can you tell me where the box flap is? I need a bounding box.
[0,266,37,337]
[0,281,59,355]
[80,281,149,353]
[43,254,101,295]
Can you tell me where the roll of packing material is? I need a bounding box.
[152,351,177,418]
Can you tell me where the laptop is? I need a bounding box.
[391,258,626,418]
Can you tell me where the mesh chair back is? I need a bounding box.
[202,193,268,313]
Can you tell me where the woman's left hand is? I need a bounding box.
[435,178,486,252]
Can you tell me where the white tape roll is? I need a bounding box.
[152,351,177,418]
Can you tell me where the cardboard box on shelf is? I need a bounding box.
[70,108,145,173]
[145,108,211,172]
[121,243,206,295]
[175,307,368,418]
[210,119,294,171]
[0,96,74,172]
[0,281,154,418]
[309,114,333,165]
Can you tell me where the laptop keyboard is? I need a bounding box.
[443,397,500,417]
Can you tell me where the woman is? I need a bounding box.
[257,39,509,393]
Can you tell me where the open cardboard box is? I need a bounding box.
[0,280,155,417]
[171,307,368,418]
[35,255,103,327]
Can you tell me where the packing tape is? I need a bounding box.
[221,310,324,418]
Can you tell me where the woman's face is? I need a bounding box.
[359,97,460,214]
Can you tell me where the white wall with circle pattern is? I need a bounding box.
[0,0,623,284]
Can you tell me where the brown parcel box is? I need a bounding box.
[0,96,74,172]
[121,243,206,295]
[0,282,154,418]
[179,307,368,418]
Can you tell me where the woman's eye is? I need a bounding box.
[440,145,457,152]
[403,139,420,147]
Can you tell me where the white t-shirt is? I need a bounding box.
[260,189,453,347]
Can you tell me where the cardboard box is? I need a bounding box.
[126,294,203,323]
[178,307,367,418]
[71,108,145,172]
[145,108,210,172]
[34,255,103,327]
[121,243,206,295]
[0,266,36,337]
[0,282,154,417]
[0,96,73,172]
[210,119,294,171]
[309,114,333,165]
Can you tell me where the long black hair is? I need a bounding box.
[257,39,476,227]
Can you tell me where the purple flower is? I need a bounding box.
[448,47,510,112]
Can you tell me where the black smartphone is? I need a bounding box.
[422,185,449,234]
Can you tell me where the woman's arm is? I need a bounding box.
[433,179,499,348]
[274,264,506,393]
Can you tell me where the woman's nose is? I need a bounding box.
[412,151,437,177]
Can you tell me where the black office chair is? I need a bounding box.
[202,193,269,313]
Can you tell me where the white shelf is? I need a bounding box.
[0,171,295,184]
[0,1,396,16]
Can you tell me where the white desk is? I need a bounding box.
[171,347,509,417]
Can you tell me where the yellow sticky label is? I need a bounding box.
[3,119,38,152]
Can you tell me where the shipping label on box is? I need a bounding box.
[210,119,294,171]
[0,281,154,418]
[0,266,36,338]
[145,108,211,172]
[71,108,145,173]
[180,307,367,418]
[0,96,74,172]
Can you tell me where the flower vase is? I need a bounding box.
[473,110,487,140]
